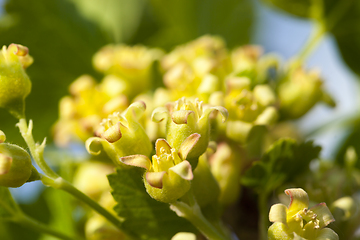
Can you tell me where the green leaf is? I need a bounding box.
[0,187,20,218]
[68,0,146,42]
[241,138,321,193]
[108,167,196,240]
[147,0,254,50]
[0,0,108,144]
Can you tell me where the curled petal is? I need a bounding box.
[0,130,5,143]
[178,133,200,160]
[310,203,335,228]
[151,107,169,123]
[8,43,28,56]
[86,137,106,155]
[124,101,146,122]
[155,139,172,155]
[314,228,339,240]
[0,153,12,175]
[171,110,194,124]
[146,171,166,189]
[120,155,151,170]
[169,160,193,181]
[202,106,228,123]
[101,122,122,143]
[285,188,309,217]
[269,203,287,224]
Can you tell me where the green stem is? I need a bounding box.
[14,214,78,240]
[258,192,270,240]
[40,175,124,231]
[297,21,326,63]
[17,119,58,179]
[171,191,231,240]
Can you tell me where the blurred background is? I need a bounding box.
[0,0,360,238]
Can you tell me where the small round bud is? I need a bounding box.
[0,143,32,188]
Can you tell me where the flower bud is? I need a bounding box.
[86,102,152,166]
[210,142,242,206]
[171,232,196,240]
[152,98,228,168]
[120,135,199,203]
[0,142,32,188]
[278,66,335,119]
[0,44,33,119]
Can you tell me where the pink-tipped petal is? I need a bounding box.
[169,160,193,181]
[285,188,309,217]
[171,110,194,124]
[203,106,229,123]
[146,171,166,189]
[8,43,28,56]
[310,203,335,228]
[155,139,172,155]
[101,122,122,143]
[120,155,151,170]
[178,133,201,160]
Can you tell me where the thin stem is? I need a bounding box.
[171,190,231,240]
[297,21,326,63]
[258,192,270,240]
[17,119,58,179]
[170,201,228,240]
[40,175,127,235]
[14,214,78,240]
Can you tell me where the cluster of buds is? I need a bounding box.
[93,44,163,99]
[53,75,129,146]
[268,188,338,240]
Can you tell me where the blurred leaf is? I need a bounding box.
[68,0,146,42]
[241,138,321,193]
[0,0,108,144]
[0,187,19,218]
[147,0,254,50]
[108,167,196,240]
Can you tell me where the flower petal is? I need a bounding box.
[120,155,151,170]
[310,203,335,228]
[124,101,146,122]
[178,133,201,160]
[269,203,287,224]
[285,188,309,217]
[169,160,193,181]
[155,139,172,155]
[146,171,166,189]
[202,106,228,123]
[101,122,122,143]
[0,153,12,175]
[171,110,194,124]
[314,228,339,240]
[151,106,169,123]
[85,137,105,155]
[268,222,293,240]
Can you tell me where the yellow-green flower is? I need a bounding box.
[152,97,228,167]
[86,102,152,166]
[120,134,199,203]
[268,188,338,240]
